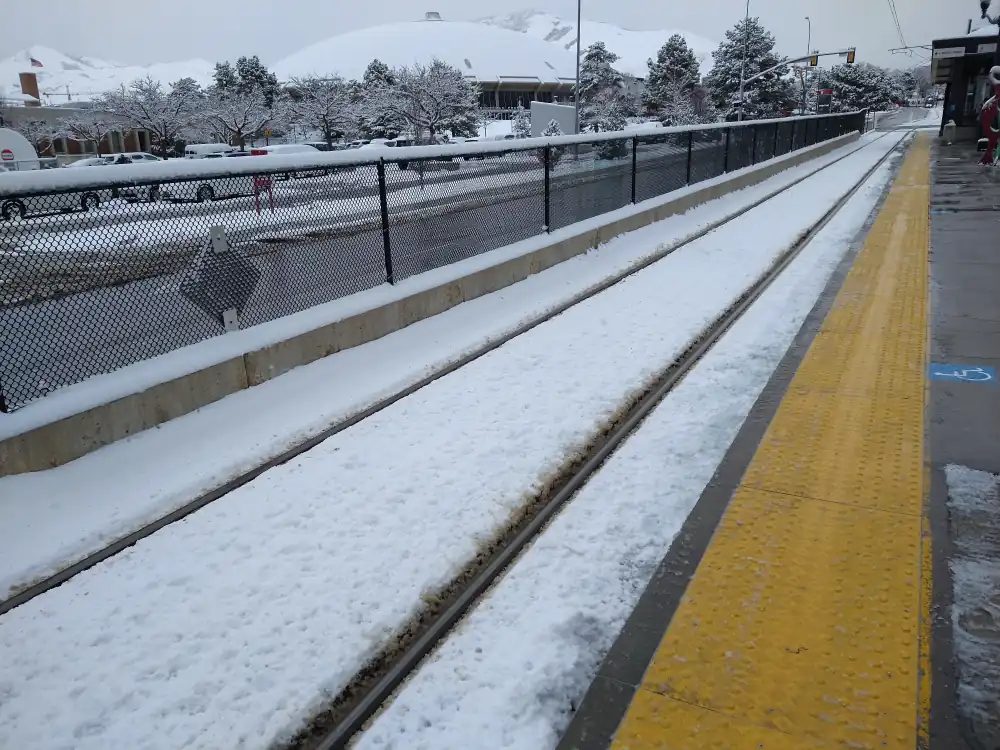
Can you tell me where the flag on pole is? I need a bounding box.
[29,57,43,68]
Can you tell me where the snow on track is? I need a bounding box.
[353,147,904,750]
[0,133,905,750]
[0,134,884,599]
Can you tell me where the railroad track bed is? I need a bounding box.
[0,131,907,750]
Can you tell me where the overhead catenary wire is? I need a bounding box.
[886,0,908,51]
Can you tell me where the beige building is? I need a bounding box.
[1,72,150,162]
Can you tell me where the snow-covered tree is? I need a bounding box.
[889,69,918,103]
[12,119,58,155]
[578,41,635,135]
[511,103,532,138]
[201,86,271,149]
[704,17,788,120]
[356,59,404,138]
[100,76,198,157]
[644,34,700,121]
[214,56,280,108]
[284,75,354,147]
[828,63,896,112]
[540,118,567,166]
[366,58,479,142]
[60,108,120,156]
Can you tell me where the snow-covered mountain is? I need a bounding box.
[2,11,717,103]
[480,10,717,79]
[0,46,214,104]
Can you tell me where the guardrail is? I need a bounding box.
[0,111,865,412]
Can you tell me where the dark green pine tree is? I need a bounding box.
[704,17,788,120]
[644,34,700,116]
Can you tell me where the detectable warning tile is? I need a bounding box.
[738,389,924,515]
[611,688,826,749]
[633,488,923,750]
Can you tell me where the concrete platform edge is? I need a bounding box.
[555,133,904,750]
[0,133,858,476]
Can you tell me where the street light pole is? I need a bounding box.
[574,0,582,135]
[738,0,751,121]
[803,16,811,114]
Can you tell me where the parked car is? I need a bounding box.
[104,152,163,164]
[250,143,323,179]
[184,143,237,158]
[64,157,115,167]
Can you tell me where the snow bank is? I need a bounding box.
[944,464,1000,747]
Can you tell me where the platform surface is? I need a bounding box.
[556,133,1000,750]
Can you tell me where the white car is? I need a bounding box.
[250,143,324,179]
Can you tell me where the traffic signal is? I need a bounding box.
[846,48,856,65]
[809,54,819,67]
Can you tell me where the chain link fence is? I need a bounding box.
[0,111,865,412]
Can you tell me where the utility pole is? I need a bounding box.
[738,0,751,122]
[574,0,582,135]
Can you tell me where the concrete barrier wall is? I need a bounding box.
[1,133,858,476]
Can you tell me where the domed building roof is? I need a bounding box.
[273,13,577,84]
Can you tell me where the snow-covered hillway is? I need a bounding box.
[0,132,907,750]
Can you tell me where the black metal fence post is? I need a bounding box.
[543,146,551,232]
[790,120,797,152]
[685,130,693,185]
[0,381,7,414]
[773,121,780,156]
[723,127,731,173]
[751,125,758,165]
[377,159,394,285]
[630,137,638,204]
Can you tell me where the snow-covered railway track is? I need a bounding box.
[280,131,908,750]
[0,132,896,620]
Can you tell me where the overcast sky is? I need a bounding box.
[1,0,990,70]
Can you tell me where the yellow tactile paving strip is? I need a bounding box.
[611,134,931,750]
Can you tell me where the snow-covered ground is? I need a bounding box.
[354,146,904,750]
[0,131,905,750]
[0,132,891,599]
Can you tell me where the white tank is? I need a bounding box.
[0,128,41,172]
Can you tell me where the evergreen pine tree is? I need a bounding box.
[360,59,405,138]
[578,41,635,136]
[512,103,532,138]
[704,17,788,120]
[644,34,700,118]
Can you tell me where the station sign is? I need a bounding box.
[933,47,967,59]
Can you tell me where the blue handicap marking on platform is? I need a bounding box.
[929,363,997,384]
